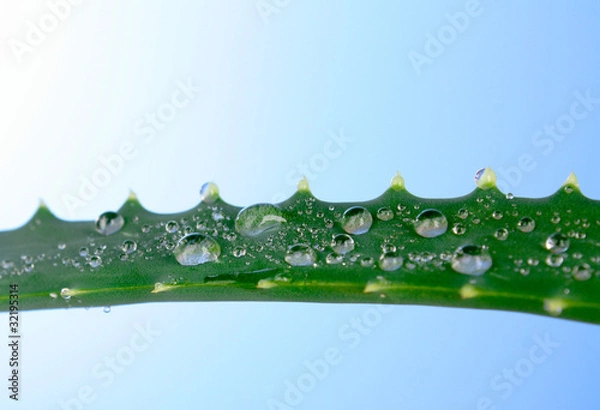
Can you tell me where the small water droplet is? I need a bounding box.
[173,233,221,266]
[331,234,355,255]
[121,240,137,254]
[457,208,469,219]
[517,217,535,233]
[452,223,466,236]
[60,288,72,301]
[474,168,485,183]
[24,263,34,272]
[492,211,503,220]
[451,245,492,276]
[1,260,13,269]
[545,232,570,253]
[103,306,111,313]
[378,251,404,271]
[165,220,179,233]
[572,264,592,281]
[360,257,375,268]
[235,204,287,237]
[377,207,394,221]
[341,206,373,235]
[326,253,343,264]
[58,243,66,250]
[200,182,219,204]
[545,254,564,267]
[285,244,317,266]
[506,193,514,200]
[79,247,89,257]
[141,224,151,233]
[95,211,124,236]
[232,246,247,258]
[89,256,102,268]
[414,209,448,238]
[494,228,509,241]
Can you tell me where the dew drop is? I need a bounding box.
[326,253,343,264]
[95,211,124,236]
[60,288,72,301]
[494,228,509,241]
[545,254,564,267]
[232,246,246,258]
[452,223,466,236]
[103,306,112,313]
[79,247,89,257]
[173,233,221,266]
[331,234,355,255]
[474,168,485,183]
[89,256,102,268]
[235,204,287,237]
[451,245,492,276]
[413,209,448,238]
[58,243,66,250]
[545,232,570,253]
[165,220,179,233]
[517,217,535,233]
[492,211,503,220]
[572,264,593,281]
[360,257,375,268]
[141,224,151,233]
[341,206,373,235]
[377,207,394,221]
[1,260,13,269]
[285,244,316,266]
[378,251,404,272]
[506,193,514,200]
[121,240,137,254]
[457,208,469,219]
[200,182,219,204]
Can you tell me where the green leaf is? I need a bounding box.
[1,170,598,325]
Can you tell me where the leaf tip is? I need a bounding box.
[200,182,220,204]
[563,172,580,190]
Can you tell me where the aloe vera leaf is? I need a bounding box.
[0,170,598,325]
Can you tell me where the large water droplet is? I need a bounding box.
[200,182,219,204]
[341,206,373,235]
[451,245,492,276]
[285,244,316,266]
[331,234,355,255]
[235,204,286,237]
[95,211,124,236]
[517,217,535,233]
[174,233,221,266]
[414,209,448,238]
[545,232,570,253]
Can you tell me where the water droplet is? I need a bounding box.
[285,244,316,266]
[451,245,492,276]
[544,298,566,316]
[545,254,564,267]
[173,233,221,266]
[211,211,224,222]
[360,257,374,268]
[378,251,404,271]
[506,193,514,200]
[103,306,111,313]
[494,228,509,241]
[331,234,355,255]
[545,232,570,253]
[79,247,89,257]
[517,217,535,233]
[492,211,503,220]
[165,220,179,233]
[381,243,396,253]
[89,256,102,268]
[341,206,373,235]
[474,167,497,189]
[457,209,469,219]
[390,172,405,190]
[551,216,561,224]
[95,211,124,236]
[200,182,219,204]
[235,204,287,237]
[377,207,394,221]
[452,223,466,236]
[121,240,137,254]
[573,264,593,281]
[414,209,447,238]
[60,288,72,301]
[232,246,247,258]
[141,224,151,233]
[325,253,343,264]
[474,168,485,183]
[58,243,66,250]
[24,263,34,272]
[1,260,13,269]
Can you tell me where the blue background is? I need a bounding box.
[1,1,599,409]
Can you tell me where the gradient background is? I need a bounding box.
[1,1,600,409]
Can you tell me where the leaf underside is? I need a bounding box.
[1,183,599,325]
